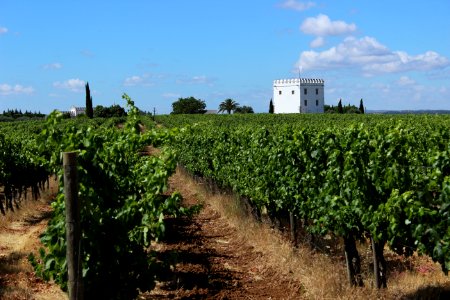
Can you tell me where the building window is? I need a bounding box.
[316,99,319,106]
[304,88,307,95]
[292,90,295,95]
[279,91,282,95]
[316,88,319,95]
[304,99,307,106]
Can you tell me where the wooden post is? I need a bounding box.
[289,212,296,245]
[63,152,83,300]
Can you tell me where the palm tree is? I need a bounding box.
[218,98,239,114]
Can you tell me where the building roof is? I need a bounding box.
[70,106,86,111]
[273,78,324,84]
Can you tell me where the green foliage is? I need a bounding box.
[234,105,254,114]
[1,109,46,120]
[269,99,274,114]
[0,120,49,214]
[171,96,206,114]
[338,99,344,114]
[30,94,189,299]
[218,98,239,114]
[93,104,127,118]
[158,113,450,275]
[326,102,361,114]
[359,98,365,114]
[85,82,93,118]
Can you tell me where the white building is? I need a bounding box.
[69,106,86,117]
[273,78,324,113]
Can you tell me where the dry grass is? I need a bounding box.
[172,167,450,299]
[0,178,67,300]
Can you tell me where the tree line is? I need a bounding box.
[325,98,365,114]
[171,97,254,114]
[0,109,46,121]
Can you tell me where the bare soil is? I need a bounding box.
[141,174,303,299]
[0,183,67,300]
[2,169,450,299]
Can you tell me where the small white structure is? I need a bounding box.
[69,106,86,117]
[273,78,324,113]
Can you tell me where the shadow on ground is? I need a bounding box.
[149,214,243,298]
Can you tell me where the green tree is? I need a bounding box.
[234,105,254,114]
[344,104,360,114]
[171,97,206,114]
[94,105,127,118]
[218,98,239,114]
[269,99,274,113]
[324,105,337,113]
[109,104,127,117]
[94,105,108,118]
[359,98,365,114]
[338,99,344,114]
[85,82,94,118]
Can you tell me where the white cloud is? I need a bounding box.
[124,75,144,86]
[278,0,315,11]
[310,36,325,48]
[0,83,34,96]
[300,14,356,36]
[396,76,416,86]
[53,78,85,92]
[0,27,7,35]
[43,62,63,70]
[162,92,181,99]
[297,36,450,75]
[123,74,157,87]
[176,75,215,85]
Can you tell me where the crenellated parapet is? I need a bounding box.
[273,78,324,85]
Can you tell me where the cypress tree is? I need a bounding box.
[359,98,365,114]
[85,82,93,118]
[269,98,274,114]
[337,98,344,114]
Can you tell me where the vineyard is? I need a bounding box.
[2,105,450,297]
[157,113,450,288]
[1,96,190,299]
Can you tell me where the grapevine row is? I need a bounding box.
[0,122,50,214]
[160,113,450,286]
[8,95,188,299]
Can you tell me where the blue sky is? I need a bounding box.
[1,1,449,114]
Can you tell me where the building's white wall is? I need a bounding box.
[273,78,324,113]
[70,106,77,116]
[70,106,86,117]
[273,81,300,113]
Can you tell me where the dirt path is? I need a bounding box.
[3,169,450,299]
[0,195,67,300]
[141,171,303,299]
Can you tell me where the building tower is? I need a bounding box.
[273,78,325,113]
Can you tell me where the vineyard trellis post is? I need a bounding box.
[63,152,83,300]
[289,212,296,246]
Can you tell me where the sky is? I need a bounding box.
[1,1,449,114]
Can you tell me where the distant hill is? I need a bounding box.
[367,110,450,114]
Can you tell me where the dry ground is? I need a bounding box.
[144,167,450,300]
[142,173,303,299]
[2,168,450,299]
[0,180,67,300]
